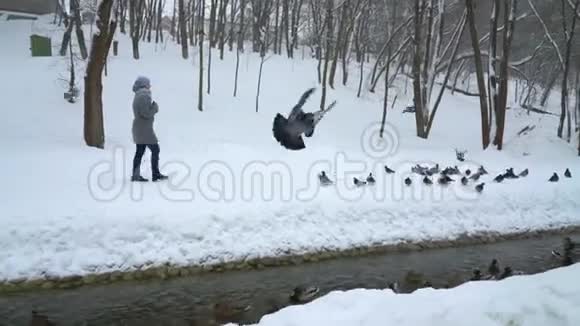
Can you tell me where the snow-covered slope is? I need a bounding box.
[0,16,579,282]
[241,264,580,326]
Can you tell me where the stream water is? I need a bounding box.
[0,232,576,326]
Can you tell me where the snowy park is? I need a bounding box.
[0,0,580,325]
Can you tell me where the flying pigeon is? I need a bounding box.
[272,88,336,150]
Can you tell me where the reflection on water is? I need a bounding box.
[0,233,576,326]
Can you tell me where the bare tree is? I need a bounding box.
[559,0,580,142]
[178,0,189,58]
[465,0,490,148]
[238,0,246,52]
[59,0,87,59]
[155,0,164,43]
[217,0,229,59]
[320,0,334,109]
[198,0,205,111]
[84,0,117,148]
[228,0,238,51]
[130,0,145,59]
[255,18,271,112]
[328,0,349,89]
[251,0,273,52]
[492,0,517,149]
[208,0,218,47]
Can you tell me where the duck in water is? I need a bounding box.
[487,259,500,279]
[470,269,482,281]
[290,286,320,304]
[388,281,400,293]
[29,311,55,326]
[212,302,252,325]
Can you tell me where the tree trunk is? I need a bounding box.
[171,0,177,40]
[465,0,490,149]
[209,0,218,47]
[207,37,213,94]
[84,0,117,149]
[273,0,280,54]
[60,19,74,56]
[329,0,348,89]
[540,67,561,106]
[494,0,517,150]
[188,0,195,45]
[130,0,144,59]
[256,55,265,112]
[234,45,240,97]
[238,0,246,52]
[198,0,205,111]
[120,0,128,34]
[178,0,189,58]
[558,0,580,140]
[380,49,391,139]
[218,0,229,59]
[282,0,291,57]
[487,0,499,138]
[228,0,237,51]
[290,0,303,51]
[320,0,333,109]
[412,0,427,138]
[71,0,88,59]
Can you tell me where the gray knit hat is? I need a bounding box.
[132,76,151,92]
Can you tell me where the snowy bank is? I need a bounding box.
[1,17,579,284]
[243,264,580,326]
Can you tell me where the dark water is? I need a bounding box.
[0,232,576,326]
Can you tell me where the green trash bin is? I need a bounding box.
[30,34,52,57]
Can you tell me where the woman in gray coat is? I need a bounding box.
[131,76,168,182]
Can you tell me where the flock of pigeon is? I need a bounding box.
[318,162,573,194]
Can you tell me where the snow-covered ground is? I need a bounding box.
[240,264,580,326]
[0,16,579,282]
